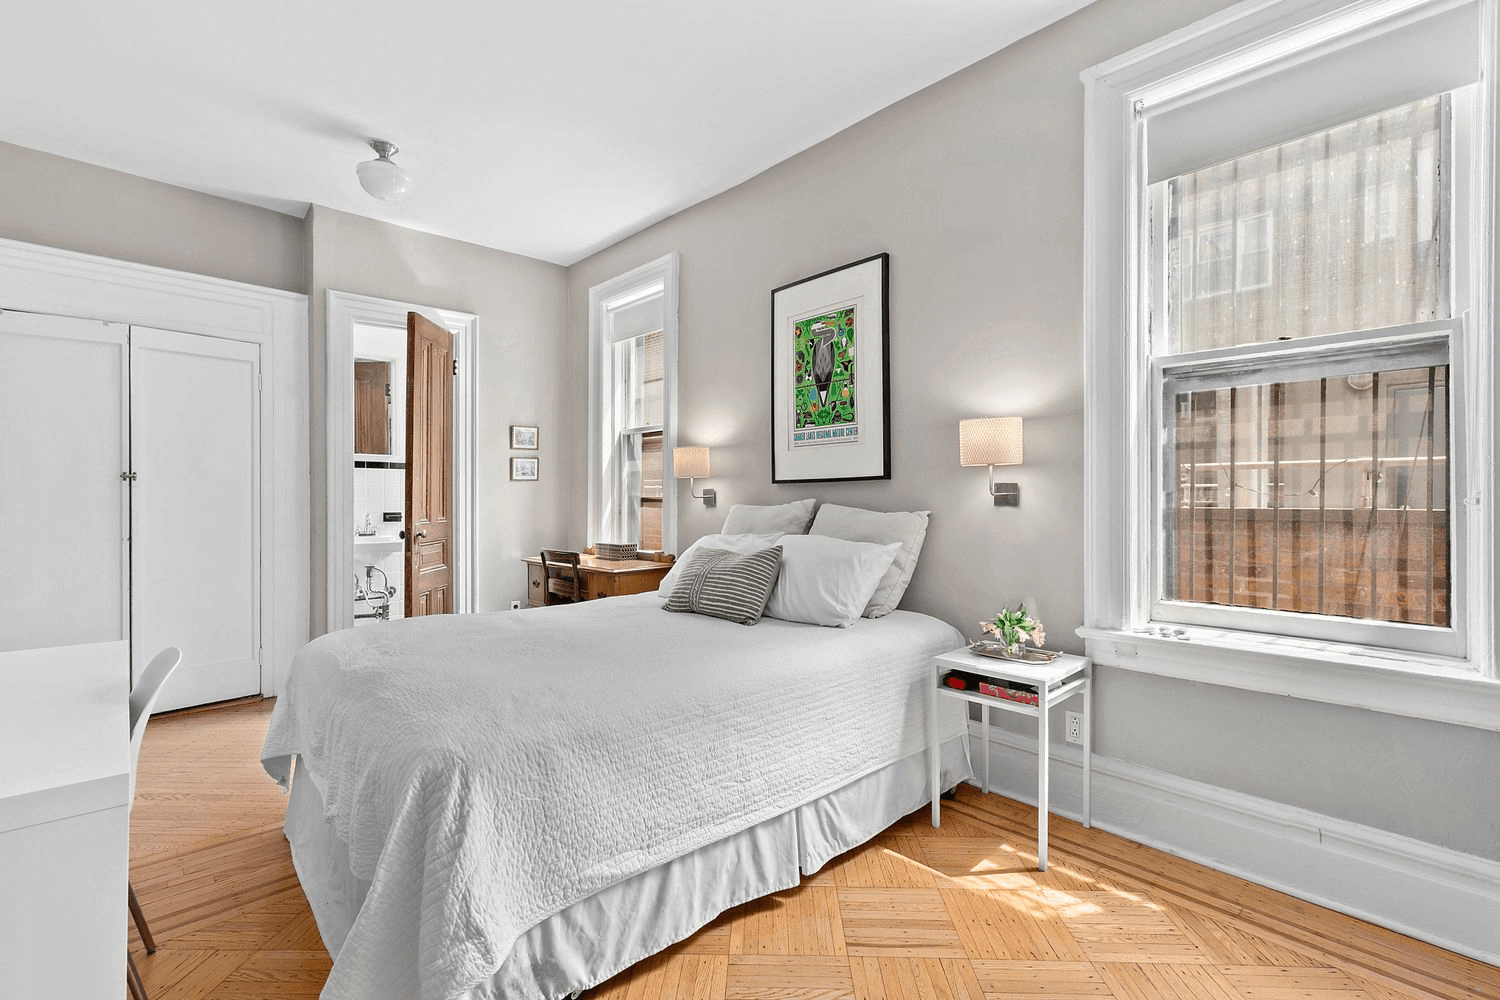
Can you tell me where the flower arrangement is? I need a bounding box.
[981,605,1046,653]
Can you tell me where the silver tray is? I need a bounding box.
[968,641,1060,663]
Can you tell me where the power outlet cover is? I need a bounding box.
[1065,711,1084,745]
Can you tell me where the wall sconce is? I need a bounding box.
[959,417,1023,506]
[673,446,716,507]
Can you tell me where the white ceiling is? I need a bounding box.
[1,0,1091,265]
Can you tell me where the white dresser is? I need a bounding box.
[0,641,130,998]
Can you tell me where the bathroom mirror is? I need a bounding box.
[355,360,392,455]
[353,323,406,461]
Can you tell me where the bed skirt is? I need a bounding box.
[285,735,972,1000]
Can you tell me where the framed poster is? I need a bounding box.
[510,424,538,449]
[510,456,539,481]
[770,253,890,483]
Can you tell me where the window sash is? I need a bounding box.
[1157,322,1454,387]
[1151,330,1462,655]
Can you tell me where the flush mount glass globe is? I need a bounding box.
[356,141,413,202]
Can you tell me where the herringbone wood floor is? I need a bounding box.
[129,699,1500,1000]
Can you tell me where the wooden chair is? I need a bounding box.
[126,646,184,1000]
[539,549,583,605]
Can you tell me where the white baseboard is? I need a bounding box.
[968,722,1500,966]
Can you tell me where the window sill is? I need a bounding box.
[1077,625,1500,732]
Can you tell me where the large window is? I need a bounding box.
[1152,95,1461,654]
[587,255,679,553]
[1082,0,1499,720]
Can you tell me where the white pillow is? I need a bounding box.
[721,498,817,535]
[763,534,901,628]
[808,504,930,618]
[658,532,784,596]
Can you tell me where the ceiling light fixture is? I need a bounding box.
[356,139,413,202]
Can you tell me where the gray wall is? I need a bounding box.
[565,0,1500,861]
[0,141,305,292]
[305,206,570,631]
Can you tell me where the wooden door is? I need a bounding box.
[405,312,454,616]
[131,327,261,711]
[0,312,129,653]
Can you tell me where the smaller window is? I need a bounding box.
[588,254,679,555]
[1237,214,1273,291]
[1195,224,1235,298]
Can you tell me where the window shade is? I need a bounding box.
[606,284,665,343]
[1145,1,1481,183]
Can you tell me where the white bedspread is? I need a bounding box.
[262,594,967,1000]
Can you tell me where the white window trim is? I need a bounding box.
[1080,0,1500,731]
[587,252,680,553]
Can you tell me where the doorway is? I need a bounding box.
[324,290,477,632]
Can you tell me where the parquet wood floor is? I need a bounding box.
[128,699,1500,1000]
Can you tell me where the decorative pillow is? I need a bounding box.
[663,546,783,626]
[657,532,784,596]
[808,504,931,617]
[721,498,817,535]
[763,534,901,628]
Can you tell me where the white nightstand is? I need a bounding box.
[929,646,1091,871]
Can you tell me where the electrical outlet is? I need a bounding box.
[1065,711,1084,745]
[509,600,522,611]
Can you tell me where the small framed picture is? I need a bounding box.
[510,424,539,450]
[510,456,539,481]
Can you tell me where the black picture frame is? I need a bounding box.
[770,252,891,483]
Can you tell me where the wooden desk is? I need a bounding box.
[0,640,130,999]
[523,552,673,606]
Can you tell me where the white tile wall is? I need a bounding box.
[353,465,406,625]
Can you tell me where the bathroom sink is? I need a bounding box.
[353,534,402,550]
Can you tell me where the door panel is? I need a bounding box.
[0,313,128,652]
[130,327,260,711]
[405,313,453,616]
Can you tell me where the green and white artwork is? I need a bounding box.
[791,304,858,448]
[770,252,888,483]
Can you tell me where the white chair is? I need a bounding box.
[125,646,183,1000]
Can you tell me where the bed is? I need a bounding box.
[261,590,972,1000]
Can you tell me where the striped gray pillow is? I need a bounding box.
[663,545,783,625]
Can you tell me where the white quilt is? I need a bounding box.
[262,594,967,1000]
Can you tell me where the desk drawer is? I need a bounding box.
[589,565,670,600]
[526,562,546,607]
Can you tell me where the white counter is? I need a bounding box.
[0,640,130,998]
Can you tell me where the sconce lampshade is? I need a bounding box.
[674,446,711,480]
[959,417,1023,467]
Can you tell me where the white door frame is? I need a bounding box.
[0,236,309,698]
[325,290,477,631]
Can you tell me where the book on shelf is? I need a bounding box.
[941,670,1040,706]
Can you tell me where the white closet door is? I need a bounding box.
[131,327,260,711]
[0,312,129,652]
